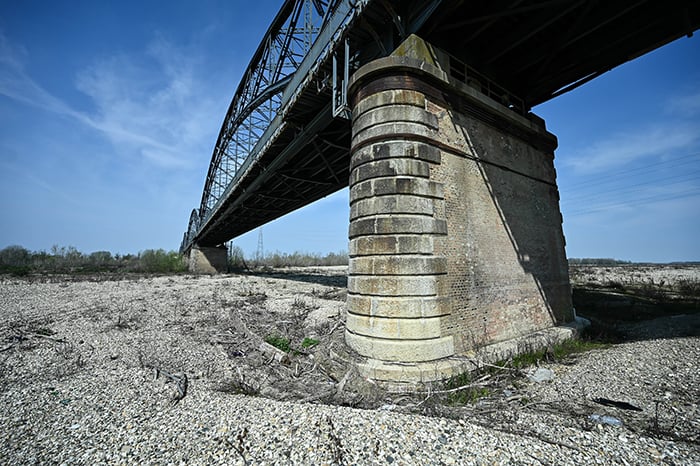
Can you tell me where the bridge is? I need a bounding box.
[182,0,699,384]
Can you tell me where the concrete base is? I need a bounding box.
[188,245,228,274]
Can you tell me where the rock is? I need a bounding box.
[589,414,623,427]
[527,367,555,383]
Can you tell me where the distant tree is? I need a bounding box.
[228,245,247,270]
[139,249,186,273]
[0,245,30,267]
[88,251,113,266]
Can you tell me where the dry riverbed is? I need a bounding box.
[1,266,698,465]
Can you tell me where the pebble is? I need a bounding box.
[0,274,698,465]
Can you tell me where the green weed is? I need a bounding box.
[265,335,291,353]
[301,337,319,349]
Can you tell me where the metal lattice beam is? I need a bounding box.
[185,0,340,251]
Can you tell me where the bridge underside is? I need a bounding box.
[196,109,350,247]
[191,0,699,251]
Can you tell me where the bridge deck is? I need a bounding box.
[186,0,699,250]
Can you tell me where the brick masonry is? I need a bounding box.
[345,35,573,382]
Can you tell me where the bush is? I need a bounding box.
[138,249,186,273]
[0,245,31,267]
[228,245,247,270]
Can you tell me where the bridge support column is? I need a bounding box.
[345,35,577,385]
[188,245,228,274]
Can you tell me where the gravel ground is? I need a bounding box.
[1,270,698,465]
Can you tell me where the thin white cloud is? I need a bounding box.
[665,89,700,117]
[564,123,700,174]
[0,31,223,170]
[0,32,85,121]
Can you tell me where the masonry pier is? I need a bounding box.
[188,245,228,274]
[345,36,581,384]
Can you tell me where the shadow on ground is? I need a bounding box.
[573,286,700,342]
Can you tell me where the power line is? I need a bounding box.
[561,152,700,190]
[561,169,700,204]
[565,188,700,217]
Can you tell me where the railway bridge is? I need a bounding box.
[181,0,699,384]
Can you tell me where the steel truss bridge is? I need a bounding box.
[181,0,699,252]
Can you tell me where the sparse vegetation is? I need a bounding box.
[248,250,348,269]
[676,278,700,297]
[301,337,319,349]
[0,244,186,275]
[265,335,291,353]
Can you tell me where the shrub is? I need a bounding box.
[228,245,246,270]
[139,249,186,273]
[0,245,31,267]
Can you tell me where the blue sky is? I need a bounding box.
[0,1,698,262]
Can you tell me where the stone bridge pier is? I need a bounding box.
[188,245,228,274]
[345,35,581,385]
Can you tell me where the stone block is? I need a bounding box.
[348,274,447,297]
[356,357,469,384]
[352,122,439,151]
[345,331,454,362]
[350,142,441,170]
[349,158,430,186]
[346,294,451,318]
[352,105,438,136]
[350,177,444,202]
[350,195,435,220]
[353,89,426,119]
[349,216,447,238]
[346,313,444,339]
[349,235,435,256]
[349,255,446,275]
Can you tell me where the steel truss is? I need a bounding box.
[182,0,342,252]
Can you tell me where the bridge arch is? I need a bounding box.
[192,0,340,248]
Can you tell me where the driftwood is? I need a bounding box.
[152,367,188,405]
[225,309,292,365]
[258,340,290,364]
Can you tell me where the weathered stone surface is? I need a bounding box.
[351,142,441,170]
[353,105,438,136]
[349,255,446,276]
[349,235,435,256]
[352,89,426,120]
[345,331,454,362]
[348,275,448,297]
[352,122,439,150]
[349,158,430,185]
[346,294,451,318]
[349,216,447,238]
[345,313,444,339]
[350,195,435,220]
[356,357,470,384]
[351,177,444,202]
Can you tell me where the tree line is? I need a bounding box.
[0,245,186,275]
[0,244,349,276]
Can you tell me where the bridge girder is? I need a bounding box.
[182,0,700,253]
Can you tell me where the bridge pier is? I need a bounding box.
[346,35,579,384]
[188,245,228,274]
